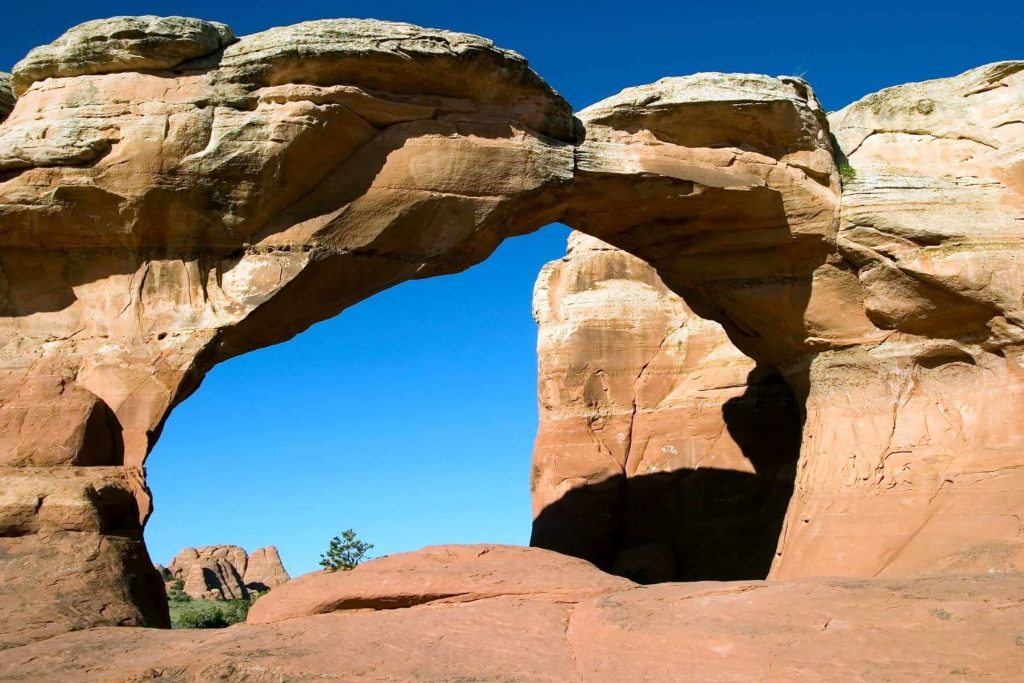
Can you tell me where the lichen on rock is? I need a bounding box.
[11,15,235,96]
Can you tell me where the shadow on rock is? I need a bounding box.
[532,367,803,583]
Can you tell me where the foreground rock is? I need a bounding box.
[0,546,1019,681]
[166,544,289,600]
[0,468,165,650]
[531,233,801,581]
[248,544,632,623]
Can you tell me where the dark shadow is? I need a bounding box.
[531,365,802,583]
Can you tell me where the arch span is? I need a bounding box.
[0,16,1021,646]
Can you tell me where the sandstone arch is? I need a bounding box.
[0,15,1021,647]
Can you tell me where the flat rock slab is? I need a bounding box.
[1,571,1020,681]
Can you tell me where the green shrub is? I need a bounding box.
[838,162,857,184]
[171,597,256,629]
[174,602,231,629]
[319,529,373,572]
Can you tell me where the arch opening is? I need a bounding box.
[143,218,803,604]
[145,224,574,580]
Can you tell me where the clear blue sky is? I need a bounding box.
[3,1,1018,575]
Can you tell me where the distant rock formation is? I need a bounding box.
[165,545,289,600]
[245,546,291,591]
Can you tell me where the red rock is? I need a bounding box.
[247,544,633,624]
[244,545,290,592]
[531,233,801,581]
[1,562,1020,681]
[166,544,290,600]
[0,11,1021,651]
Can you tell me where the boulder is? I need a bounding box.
[248,544,632,623]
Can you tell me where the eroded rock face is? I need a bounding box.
[166,544,289,600]
[537,64,1024,580]
[0,16,572,468]
[0,467,164,650]
[770,62,1024,578]
[530,233,801,581]
[10,16,236,97]
[0,73,13,121]
[567,73,845,368]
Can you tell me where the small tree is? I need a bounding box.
[320,529,373,571]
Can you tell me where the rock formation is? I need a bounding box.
[1,545,1022,681]
[0,15,573,646]
[0,12,1021,657]
[248,544,632,623]
[774,62,1024,577]
[531,232,801,581]
[534,63,1024,580]
[0,73,13,122]
[245,545,290,591]
[165,544,289,600]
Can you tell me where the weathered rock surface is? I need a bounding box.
[0,73,13,121]
[770,61,1024,578]
[0,546,1020,681]
[567,72,844,368]
[0,467,164,650]
[531,233,801,581]
[166,544,289,599]
[0,14,572,643]
[531,63,1024,581]
[10,16,236,96]
[248,544,632,623]
[0,10,1022,649]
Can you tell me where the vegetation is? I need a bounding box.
[169,595,260,629]
[166,578,190,603]
[319,529,374,571]
[838,161,857,184]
